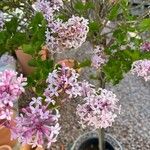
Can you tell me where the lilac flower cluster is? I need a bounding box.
[141,42,150,52]
[131,59,150,81]
[92,45,108,69]
[0,70,27,121]
[0,11,4,29]
[44,66,120,129]
[77,85,120,129]
[11,97,60,148]
[44,66,81,99]
[34,0,89,53]
[34,0,63,21]
[46,16,89,53]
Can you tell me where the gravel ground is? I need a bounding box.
[107,74,150,150]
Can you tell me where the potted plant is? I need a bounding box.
[0,0,150,150]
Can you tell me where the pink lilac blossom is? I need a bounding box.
[0,70,27,121]
[0,11,4,29]
[34,0,63,21]
[34,0,63,12]
[46,16,89,53]
[79,81,96,97]
[11,97,60,148]
[141,42,150,52]
[131,59,150,81]
[77,88,120,129]
[92,45,108,69]
[44,66,81,99]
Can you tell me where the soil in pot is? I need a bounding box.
[79,138,114,150]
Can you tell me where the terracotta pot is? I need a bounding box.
[58,59,76,68]
[15,47,49,76]
[0,112,17,148]
[0,145,12,150]
[15,49,35,76]
[0,125,17,148]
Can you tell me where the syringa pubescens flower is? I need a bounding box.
[44,66,81,99]
[141,42,150,52]
[34,0,63,21]
[79,80,96,97]
[0,11,4,29]
[77,88,120,129]
[11,97,60,148]
[131,59,150,81]
[0,70,27,121]
[46,16,89,53]
[35,0,63,12]
[91,45,108,69]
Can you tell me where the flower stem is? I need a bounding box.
[98,128,105,150]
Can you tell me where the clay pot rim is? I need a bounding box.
[0,145,12,150]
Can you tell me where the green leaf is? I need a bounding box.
[74,2,85,11]
[29,12,44,29]
[102,49,139,84]
[139,18,150,31]
[108,4,120,20]
[84,2,94,10]
[57,14,68,21]
[27,12,46,52]
[5,17,18,34]
[113,28,127,43]
[0,31,10,54]
[33,41,43,52]
[103,60,124,85]
[89,21,100,32]
[123,50,140,61]
[37,59,54,69]
[28,58,37,67]
[8,32,28,49]
[140,52,150,60]
[22,44,34,54]
[0,31,9,45]
[79,59,91,68]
